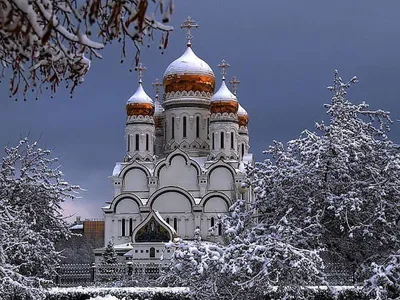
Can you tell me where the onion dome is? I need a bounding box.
[163,46,215,94]
[237,104,249,127]
[210,59,238,114]
[126,63,154,117]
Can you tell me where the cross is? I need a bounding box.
[152,78,162,101]
[217,59,230,80]
[229,76,241,95]
[136,62,146,83]
[180,16,199,46]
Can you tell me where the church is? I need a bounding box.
[95,17,253,265]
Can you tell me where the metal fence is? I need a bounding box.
[55,263,167,287]
[55,260,354,287]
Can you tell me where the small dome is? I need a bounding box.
[210,80,239,114]
[163,46,215,94]
[126,83,154,117]
[237,104,249,127]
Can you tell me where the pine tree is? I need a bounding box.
[102,240,118,265]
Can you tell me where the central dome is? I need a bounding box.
[163,46,215,94]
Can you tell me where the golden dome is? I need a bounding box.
[210,80,238,114]
[163,46,215,94]
[126,83,155,117]
[237,104,249,127]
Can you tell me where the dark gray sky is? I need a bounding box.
[1,0,399,220]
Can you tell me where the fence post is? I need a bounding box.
[55,266,60,285]
[127,261,133,276]
[91,263,96,283]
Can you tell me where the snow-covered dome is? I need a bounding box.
[163,45,215,94]
[237,104,248,127]
[126,83,154,117]
[210,80,238,114]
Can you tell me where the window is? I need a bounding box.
[183,116,187,138]
[173,218,178,231]
[212,133,215,149]
[150,247,156,258]
[241,143,245,158]
[146,134,149,151]
[218,223,222,236]
[231,132,234,149]
[135,134,139,151]
[207,118,210,139]
[129,218,133,235]
[166,217,170,224]
[121,218,126,236]
[211,217,215,227]
[196,116,200,138]
[171,117,175,139]
[220,132,224,149]
[127,135,131,151]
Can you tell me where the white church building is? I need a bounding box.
[96,17,253,264]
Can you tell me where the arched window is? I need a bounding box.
[150,247,156,258]
[173,218,178,231]
[196,116,200,138]
[211,217,215,227]
[183,116,187,138]
[129,218,133,235]
[146,134,149,151]
[121,218,126,236]
[166,217,170,224]
[220,132,225,149]
[218,223,222,236]
[230,132,234,149]
[127,135,131,151]
[241,143,245,158]
[212,133,215,149]
[171,117,175,139]
[135,134,139,151]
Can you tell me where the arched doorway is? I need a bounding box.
[150,247,155,258]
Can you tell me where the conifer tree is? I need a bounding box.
[101,240,118,265]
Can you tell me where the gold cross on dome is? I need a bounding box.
[137,62,147,83]
[180,16,199,45]
[217,59,230,79]
[152,78,162,100]
[229,76,241,95]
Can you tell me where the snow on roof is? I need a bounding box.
[70,224,83,230]
[112,162,124,177]
[126,83,153,105]
[164,46,214,77]
[211,80,237,103]
[191,156,207,171]
[113,242,133,250]
[237,103,248,116]
[154,210,178,237]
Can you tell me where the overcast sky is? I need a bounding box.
[1,0,399,221]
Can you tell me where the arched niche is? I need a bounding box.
[151,190,192,213]
[204,197,229,213]
[158,155,198,190]
[123,168,148,192]
[208,167,234,191]
[135,216,170,242]
[115,198,140,214]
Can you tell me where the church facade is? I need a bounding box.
[97,17,253,264]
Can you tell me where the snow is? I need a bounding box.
[164,46,214,77]
[112,163,124,177]
[127,83,154,105]
[70,224,83,230]
[211,80,237,102]
[237,104,248,116]
[49,286,190,295]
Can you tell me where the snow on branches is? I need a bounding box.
[0,0,174,100]
[0,138,80,299]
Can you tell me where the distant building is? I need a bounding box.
[69,217,104,246]
[97,17,253,265]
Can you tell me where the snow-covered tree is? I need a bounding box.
[251,70,400,289]
[0,138,79,299]
[101,239,118,265]
[0,0,174,100]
